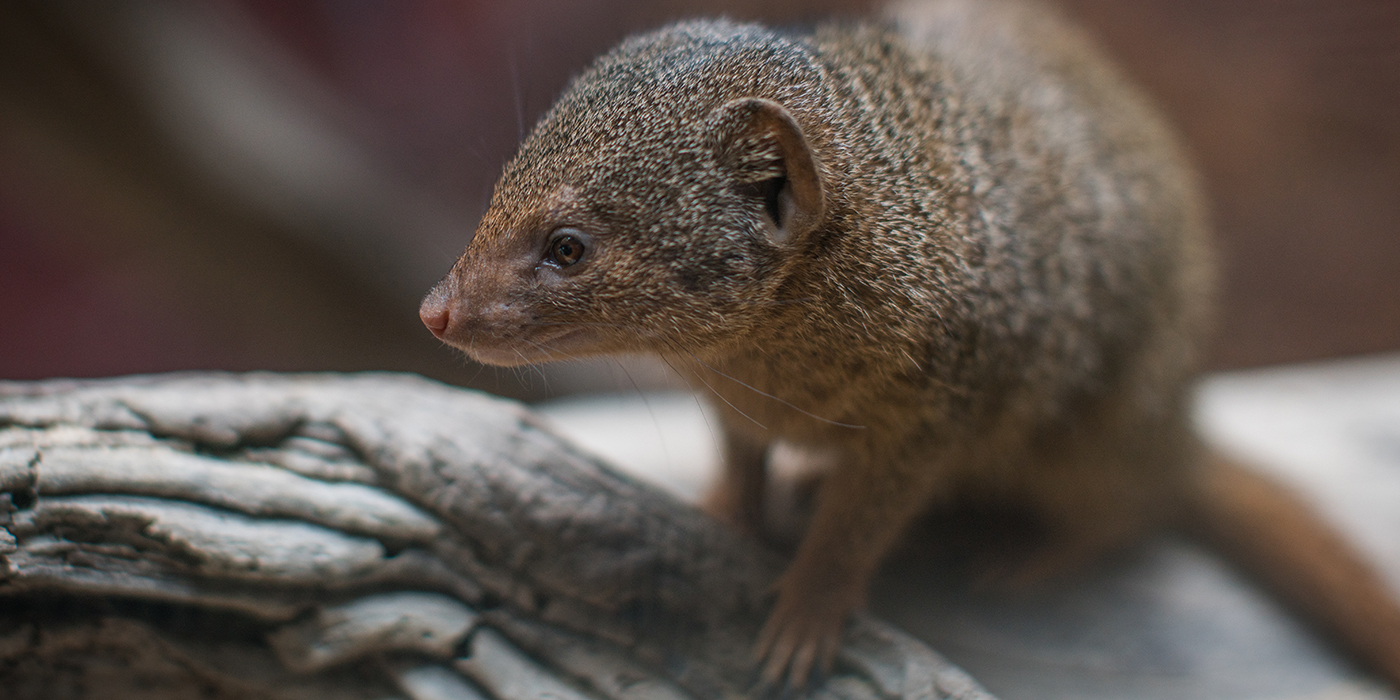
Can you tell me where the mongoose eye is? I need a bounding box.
[547,229,587,267]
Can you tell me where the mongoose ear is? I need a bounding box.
[708,98,825,245]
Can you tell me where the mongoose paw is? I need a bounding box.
[754,570,862,691]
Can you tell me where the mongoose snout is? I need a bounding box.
[425,0,1400,692]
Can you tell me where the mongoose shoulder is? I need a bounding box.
[421,0,1400,690]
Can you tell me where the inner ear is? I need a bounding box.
[709,98,824,245]
[759,175,787,229]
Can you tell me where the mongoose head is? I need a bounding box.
[420,20,831,366]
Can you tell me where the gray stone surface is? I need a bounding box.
[538,353,1400,700]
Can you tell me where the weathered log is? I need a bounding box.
[0,372,993,700]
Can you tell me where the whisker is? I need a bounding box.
[655,353,727,458]
[609,357,675,475]
[527,320,633,330]
[683,350,866,430]
[467,359,488,386]
[521,337,576,364]
[457,331,491,386]
[508,48,526,144]
[521,316,858,430]
[677,357,767,431]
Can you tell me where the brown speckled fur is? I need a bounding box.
[422,0,1400,690]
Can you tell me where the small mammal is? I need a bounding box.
[421,0,1400,690]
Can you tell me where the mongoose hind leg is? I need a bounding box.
[975,450,1170,590]
[972,498,1153,591]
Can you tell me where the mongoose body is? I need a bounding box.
[421,0,1400,689]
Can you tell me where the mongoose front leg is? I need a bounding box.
[756,449,945,687]
[702,428,769,536]
[422,3,1400,690]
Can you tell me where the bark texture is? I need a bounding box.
[0,372,992,700]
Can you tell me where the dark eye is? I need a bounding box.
[548,229,587,267]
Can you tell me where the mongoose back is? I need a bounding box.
[420,0,1400,690]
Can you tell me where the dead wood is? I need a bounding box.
[0,372,992,700]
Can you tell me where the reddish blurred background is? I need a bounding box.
[2,0,1398,399]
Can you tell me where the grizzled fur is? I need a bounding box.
[477,4,1209,429]
[448,0,1210,673]
[423,0,1400,690]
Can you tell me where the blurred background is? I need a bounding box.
[2,0,1398,400]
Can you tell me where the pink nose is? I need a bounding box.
[419,297,452,339]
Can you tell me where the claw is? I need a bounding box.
[753,568,858,693]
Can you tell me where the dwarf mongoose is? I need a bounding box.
[420,0,1400,690]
